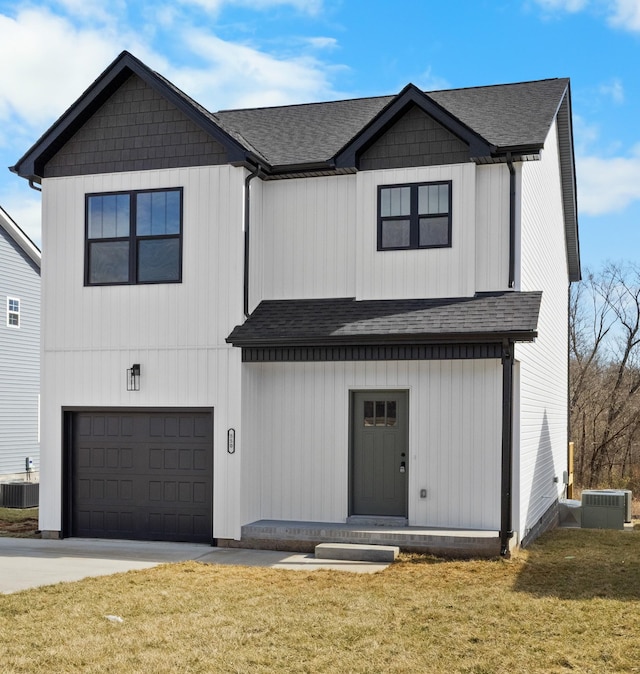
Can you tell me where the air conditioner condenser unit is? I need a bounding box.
[581,490,626,530]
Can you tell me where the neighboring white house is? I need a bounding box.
[11,52,579,555]
[0,206,41,482]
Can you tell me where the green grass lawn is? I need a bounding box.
[1,527,640,673]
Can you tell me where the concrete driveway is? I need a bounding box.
[0,538,388,593]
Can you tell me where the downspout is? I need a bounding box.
[244,163,262,319]
[500,339,515,556]
[28,179,42,192]
[506,152,516,289]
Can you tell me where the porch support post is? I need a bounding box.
[500,339,515,556]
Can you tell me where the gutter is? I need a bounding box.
[244,163,263,318]
[500,340,515,556]
[506,152,516,289]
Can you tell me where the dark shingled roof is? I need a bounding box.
[215,79,568,166]
[227,292,542,347]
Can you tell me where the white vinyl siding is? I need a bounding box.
[39,165,246,539]
[356,164,477,299]
[475,164,511,291]
[516,120,569,540]
[258,175,357,302]
[257,164,477,304]
[0,227,40,477]
[241,360,502,530]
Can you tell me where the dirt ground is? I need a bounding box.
[0,509,39,538]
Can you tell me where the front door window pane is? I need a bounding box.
[386,401,397,427]
[364,401,374,426]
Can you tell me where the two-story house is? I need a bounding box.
[0,206,40,482]
[11,51,579,556]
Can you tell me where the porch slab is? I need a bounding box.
[222,520,502,559]
[316,543,399,562]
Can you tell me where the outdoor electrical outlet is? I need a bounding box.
[420,489,427,498]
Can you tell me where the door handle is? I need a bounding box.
[400,461,406,473]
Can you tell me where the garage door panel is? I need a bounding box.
[71,410,213,543]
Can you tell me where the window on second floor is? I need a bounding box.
[7,297,20,327]
[85,188,183,286]
[378,181,452,251]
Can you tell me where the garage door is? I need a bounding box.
[69,410,213,543]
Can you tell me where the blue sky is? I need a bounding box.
[1,0,639,273]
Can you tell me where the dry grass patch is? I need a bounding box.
[0,507,38,538]
[1,529,640,673]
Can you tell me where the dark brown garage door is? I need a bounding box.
[69,410,213,543]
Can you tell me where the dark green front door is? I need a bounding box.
[351,390,408,517]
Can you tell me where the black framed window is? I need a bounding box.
[85,188,183,286]
[378,181,452,250]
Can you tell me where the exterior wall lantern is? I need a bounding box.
[127,363,141,391]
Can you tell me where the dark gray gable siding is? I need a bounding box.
[359,104,470,170]
[44,74,228,178]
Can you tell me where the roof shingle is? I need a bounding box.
[227,292,542,347]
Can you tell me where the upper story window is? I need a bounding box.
[378,181,452,251]
[85,188,183,286]
[7,297,20,327]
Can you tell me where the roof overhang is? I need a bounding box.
[227,293,541,350]
[556,86,581,282]
[0,206,41,269]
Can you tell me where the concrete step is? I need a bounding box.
[315,542,399,563]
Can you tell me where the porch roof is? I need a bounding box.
[227,291,542,348]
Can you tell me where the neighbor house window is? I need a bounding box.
[7,297,20,327]
[378,181,452,250]
[85,188,183,285]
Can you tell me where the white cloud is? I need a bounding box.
[0,4,341,137]
[304,36,338,50]
[608,0,640,30]
[56,0,127,24]
[532,0,640,31]
[0,8,133,133]
[417,67,451,92]
[577,145,640,215]
[179,0,322,14]
[532,0,588,12]
[598,77,624,104]
[171,30,338,108]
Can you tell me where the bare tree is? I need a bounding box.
[570,263,640,490]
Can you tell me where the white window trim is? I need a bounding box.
[7,296,20,328]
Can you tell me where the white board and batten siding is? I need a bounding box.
[39,165,247,538]
[257,164,491,304]
[0,224,40,478]
[257,175,357,303]
[356,165,478,300]
[516,120,570,540]
[475,164,511,292]
[241,360,503,530]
